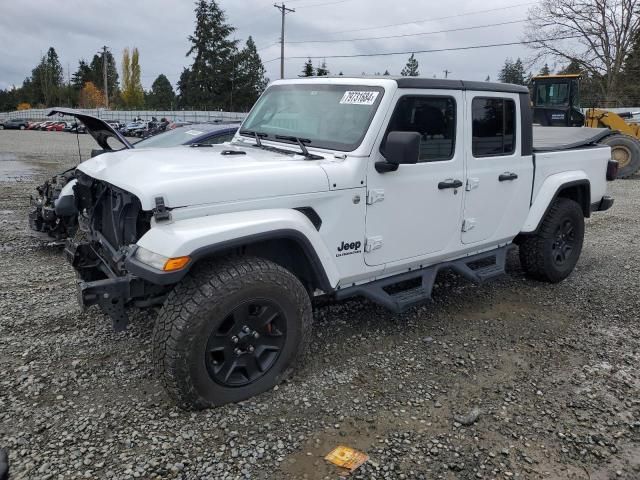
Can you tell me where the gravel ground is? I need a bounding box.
[1,129,639,480]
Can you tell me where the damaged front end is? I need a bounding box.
[27,108,134,242]
[28,169,78,241]
[66,172,173,330]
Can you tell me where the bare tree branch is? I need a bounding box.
[525,0,640,103]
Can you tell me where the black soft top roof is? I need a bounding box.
[393,77,529,94]
[533,126,611,152]
[296,76,529,94]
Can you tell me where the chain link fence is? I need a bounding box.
[0,108,247,123]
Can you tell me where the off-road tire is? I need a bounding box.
[519,198,584,283]
[153,256,312,410]
[601,134,640,178]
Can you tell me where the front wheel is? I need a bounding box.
[153,256,312,409]
[519,198,585,283]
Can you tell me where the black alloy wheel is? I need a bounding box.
[551,218,576,266]
[205,299,287,387]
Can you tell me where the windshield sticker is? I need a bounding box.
[339,91,379,105]
[185,130,203,136]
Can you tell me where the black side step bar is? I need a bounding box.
[335,246,509,313]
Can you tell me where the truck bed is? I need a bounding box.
[533,126,611,152]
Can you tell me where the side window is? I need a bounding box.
[472,97,516,157]
[199,132,236,145]
[382,96,456,162]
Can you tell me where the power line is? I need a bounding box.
[296,0,351,8]
[263,35,583,62]
[258,42,280,51]
[325,2,535,35]
[286,19,527,44]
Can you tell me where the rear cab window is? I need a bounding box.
[471,97,516,157]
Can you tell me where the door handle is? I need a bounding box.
[499,172,518,182]
[438,179,463,190]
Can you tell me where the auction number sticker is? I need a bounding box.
[340,91,379,105]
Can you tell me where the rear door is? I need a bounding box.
[365,90,465,266]
[461,92,533,244]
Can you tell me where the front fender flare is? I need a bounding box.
[132,209,339,290]
[521,172,589,233]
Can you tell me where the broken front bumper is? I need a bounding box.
[65,239,170,331]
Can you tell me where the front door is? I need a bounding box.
[461,93,533,245]
[365,91,465,266]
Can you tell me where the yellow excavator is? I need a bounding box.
[531,74,640,178]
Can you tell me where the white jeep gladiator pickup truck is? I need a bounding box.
[66,77,616,409]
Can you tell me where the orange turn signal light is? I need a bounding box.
[163,256,191,272]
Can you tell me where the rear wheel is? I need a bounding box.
[519,198,585,283]
[153,256,312,409]
[601,134,640,178]
[19,125,25,130]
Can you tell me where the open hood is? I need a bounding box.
[47,108,134,151]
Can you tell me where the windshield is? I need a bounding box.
[241,84,384,151]
[134,126,211,148]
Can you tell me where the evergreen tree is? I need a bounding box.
[498,57,527,85]
[383,70,390,76]
[182,0,238,108]
[485,75,491,81]
[401,54,419,76]
[316,59,329,76]
[30,47,64,106]
[234,36,269,111]
[72,60,92,90]
[146,74,176,109]
[121,47,145,108]
[89,48,119,104]
[559,59,582,74]
[177,68,192,108]
[338,71,344,76]
[539,63,551,76]
[301,58,315,77]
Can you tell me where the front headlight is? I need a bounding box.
[134,246,191,272]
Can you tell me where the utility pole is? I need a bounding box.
[67,63,71,107]
[102,46,109,108]
[274,3,295,79]
[443,69,451,79]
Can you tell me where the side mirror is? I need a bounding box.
[376,131,421,173]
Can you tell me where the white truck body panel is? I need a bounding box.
[364,88,465,266]
[76,145,330,210]
[461,90,534,246]
[521,145,610,232]
[74,77,612,293]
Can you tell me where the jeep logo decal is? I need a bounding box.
[336,240,362,257]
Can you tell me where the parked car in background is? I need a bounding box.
[134,122,238,148]
[46,122,68,132]
[27,121,43,130]
[38,121,56,130]
[119,121,145,136]
[28,108,239,241]
[0,118,29,130]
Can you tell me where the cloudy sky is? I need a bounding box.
[0,0,546,92]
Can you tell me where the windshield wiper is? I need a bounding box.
[274,135,323,160]
[239,129,267,147]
